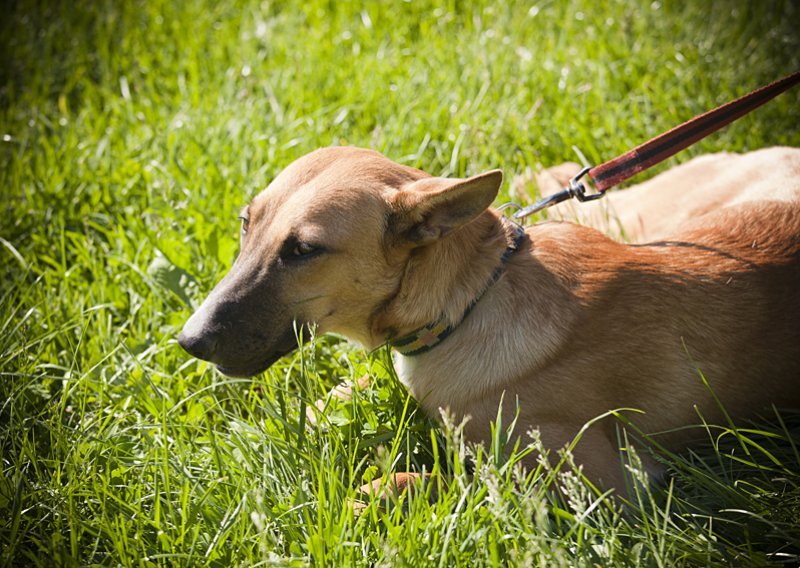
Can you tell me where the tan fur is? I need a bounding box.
[180,146,800,493]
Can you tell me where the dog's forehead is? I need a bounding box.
[249,147,426,220]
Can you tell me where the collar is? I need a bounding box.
[389,219,527,357]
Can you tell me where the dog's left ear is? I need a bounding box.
[392,170,503,245]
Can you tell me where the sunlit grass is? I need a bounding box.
[1,0,799,565]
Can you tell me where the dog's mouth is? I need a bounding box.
[214,348,294,378]
[180,312,311,378]
[212,327,305,378]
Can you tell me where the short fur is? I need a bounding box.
[179,146,800,491]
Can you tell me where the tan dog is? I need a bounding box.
[179,146,800,492]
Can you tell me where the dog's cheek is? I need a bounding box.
[276,261,353,338]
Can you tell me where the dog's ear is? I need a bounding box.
[391,170,502,245]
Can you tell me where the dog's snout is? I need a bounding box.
[177,328,218,361]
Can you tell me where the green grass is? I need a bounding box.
[2,0,800,565]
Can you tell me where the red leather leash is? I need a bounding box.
[515,69,800,219]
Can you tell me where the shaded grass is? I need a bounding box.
[1,0,800,565]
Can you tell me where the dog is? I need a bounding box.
[178,145,800,493]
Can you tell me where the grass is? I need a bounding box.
[1,0,799,565]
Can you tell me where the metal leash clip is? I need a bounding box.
[513,166,604,220]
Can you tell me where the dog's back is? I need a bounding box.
[603,200,800,415]
[662,200,800,414]
[543,146,800,243]
[526,146,800,430]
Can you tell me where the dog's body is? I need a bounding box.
[179,146,800,491]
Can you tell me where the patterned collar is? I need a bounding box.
[389,219,528,357]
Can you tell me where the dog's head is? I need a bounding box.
[178,146,501,377]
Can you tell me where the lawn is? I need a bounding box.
[1,0,799,565]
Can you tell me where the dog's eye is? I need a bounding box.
[292,241,317,257]
[281,237,324,262]
[238,205,250,236]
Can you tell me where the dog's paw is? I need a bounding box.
[350,472,439,514]
[359,472,428,499]
[306,374,371,426]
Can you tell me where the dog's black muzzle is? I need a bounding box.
[177,260,304,377]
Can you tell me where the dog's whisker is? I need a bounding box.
[289,295,328,307]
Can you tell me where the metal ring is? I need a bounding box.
[498,202,524,212]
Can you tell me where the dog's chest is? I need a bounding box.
[393,351,471,416]
[394,353,416,388]
[392,342,526,419]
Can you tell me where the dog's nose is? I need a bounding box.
[177,329,218,361]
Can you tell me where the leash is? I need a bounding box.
[514,70,800,219]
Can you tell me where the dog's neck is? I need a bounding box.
[371,210,515,345]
